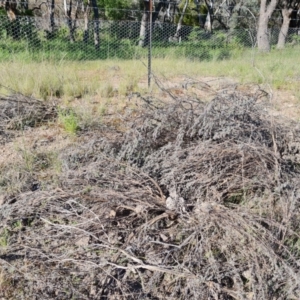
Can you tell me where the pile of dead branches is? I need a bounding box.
[0,93,56,143]
[1,87,300,299]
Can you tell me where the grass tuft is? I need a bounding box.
[58,109,80,134]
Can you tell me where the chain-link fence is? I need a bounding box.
[1,15,300,62]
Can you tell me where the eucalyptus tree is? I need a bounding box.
[139,0,150,46]
[48,0,55,36]
[63,0,80,43]
[83,0,91,43]
[257,0,279,51]
[203,0,214,31]
[173,0,189,40]
[64,0,100,49]
[0,0,40,39]
[91,0,100,50]
[277,0,300,48]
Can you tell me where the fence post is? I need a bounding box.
[148,0,152,88]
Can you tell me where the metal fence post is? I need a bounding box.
[148,0,152,88]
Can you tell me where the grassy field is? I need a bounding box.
[1,46,300,101]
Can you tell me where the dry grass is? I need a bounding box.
[0,46,300,137]
[1,46,300,103]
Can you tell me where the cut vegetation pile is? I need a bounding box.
[1,84,300,299]
[0,93,56,144]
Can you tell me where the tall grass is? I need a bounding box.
[0,45,299,101]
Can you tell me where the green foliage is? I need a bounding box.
[175,0,208,27]
[58,109,80,135]
[291,34,300,45]
[12,220,22,230]
[177,0,198,26]
[228,1,259,30]
[0,15,260,63]
[285,237,300,257]
[0,228,9,248]
[0,31,245,63]
[0,7,7,16]
[98,0,132,20]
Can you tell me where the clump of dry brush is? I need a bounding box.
[1,85,300,299]
[0,92,56,144]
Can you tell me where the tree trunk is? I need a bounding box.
[64,0,79,43]
[277,8,293,49]
[257,0,278,52]
[83,2,90,44]
[139,1,150,47]
[204,10,212,32]
[49,0,55,38]
[172,0,188,42]
[65,0,75,43]
[90,0,99,50]
[257,13,270,51]
[204,0,214,33]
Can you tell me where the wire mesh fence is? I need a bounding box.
[0,15,300,62]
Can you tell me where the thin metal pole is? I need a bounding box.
[148,0,152,88]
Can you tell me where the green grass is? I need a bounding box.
[0,228,9,248]
[58,109,80,135]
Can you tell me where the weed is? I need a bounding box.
[17,144,35,174]
[82,186,92,194]
[0,228,9,248]
[99,105,107,115]
[0,268,13,298]
[12,220,22,230]
[285,237,300,257]
[100,83,117,98]
[58,109,80,135]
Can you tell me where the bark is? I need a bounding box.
[257,12,270,51]
[49,0,55,37]
[204,10,212,32]
[90,0,99,51]
[172,0,188,42]
[64,0,80,43]
[64,0,75,43]
[257,0,278,52]
[277,8,293,49]
[204,0,214,33]
[83,3,90,44]
[139,1,150,47]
